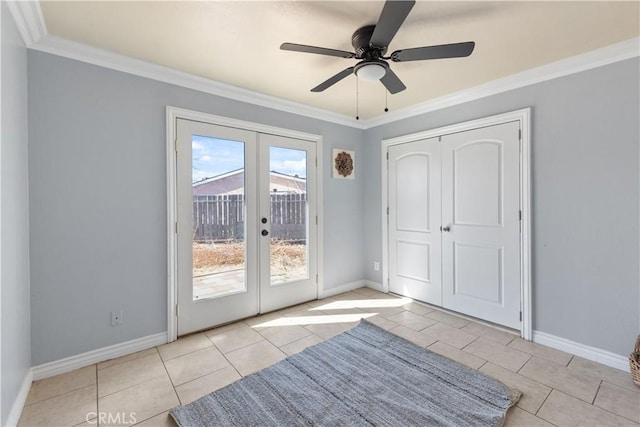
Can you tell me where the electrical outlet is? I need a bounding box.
[374,261,380,271]
[111,310,123,326]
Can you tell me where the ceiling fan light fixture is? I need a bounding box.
[356,63,386,81]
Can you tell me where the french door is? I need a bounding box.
[388,121,521,329]
[176,119,317,335]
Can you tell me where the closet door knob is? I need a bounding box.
[441,225,451,233]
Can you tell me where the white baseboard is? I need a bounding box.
[533,330,629,372]
[318,280,366,299]
[363,281,385,293]
[6,368,34,427]
[32,332,168,381]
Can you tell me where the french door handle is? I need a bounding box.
[261,229,269,236]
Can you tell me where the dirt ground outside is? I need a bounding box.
[193,241,307,281]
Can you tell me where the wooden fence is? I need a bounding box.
[192,194,306,242]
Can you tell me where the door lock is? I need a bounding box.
[261,218,268,224]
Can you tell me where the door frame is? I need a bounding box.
[381,108,532,340]
[166,106,323,343]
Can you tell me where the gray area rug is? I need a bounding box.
[170,320,520,426]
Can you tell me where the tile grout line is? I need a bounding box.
[155,347,183,426]
[599,409,640,425]
[20,376,98,411]
[98,372,170,401]
[515,355,531,374]
[549,387,639,424]
[265,331,311,350]
[503,336,516,346]
[483,360,560,395]
[591,380,603,405]
[216,336,268,357]
[599,378,640,394]
[97,347,160,372]
[534,387,554,417]
[220,343,243,379]
[125,344,172,426]
[159,350,179,391]
[565,354,574,368]
[520,354,532,372]
[460,334,481,351]
[513,403,551,420]
[587,381,640,423]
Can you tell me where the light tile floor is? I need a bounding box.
[19,288,640,426]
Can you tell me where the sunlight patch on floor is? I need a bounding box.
[311,297,412,311]
[251,313,376,328]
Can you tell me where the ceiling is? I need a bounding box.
[39,1,639,120]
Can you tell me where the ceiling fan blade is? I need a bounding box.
[380,68,406,94]
[370,0,416,48]
[280,43,355,59]
[390,41,475,62]
[311,67,355,92]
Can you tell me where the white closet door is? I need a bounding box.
[441,121,521,329]
[388,138,442,305]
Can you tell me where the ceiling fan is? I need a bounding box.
[280,0,475,94]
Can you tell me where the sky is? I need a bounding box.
[192,135,307,183]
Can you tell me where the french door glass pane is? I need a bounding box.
[191,135,246,300]
[269,146,309,285]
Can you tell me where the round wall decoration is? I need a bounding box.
[333,149,355,180]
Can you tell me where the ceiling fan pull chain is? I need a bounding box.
[356,79,360,120]
[385,89,389,113]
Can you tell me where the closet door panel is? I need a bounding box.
[388,138,442,306]
[441,121,521,329]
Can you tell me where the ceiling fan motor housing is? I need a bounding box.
[352,25,387,58]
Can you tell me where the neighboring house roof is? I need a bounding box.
[193,169,306,195]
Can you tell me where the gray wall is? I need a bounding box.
[25,40,639,364]
[1,3,32,424]
[363,58,640,356]
[28,51,364,365]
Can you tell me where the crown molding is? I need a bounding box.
[5,0,46,48]
[362,36,640,128]
[31,35,365,129]
[23,1,638,131]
